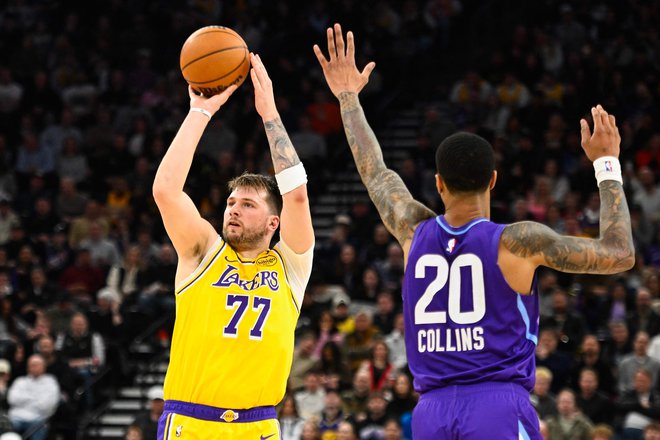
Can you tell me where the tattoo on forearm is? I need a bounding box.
[501,181,634,274]
[264,117,300,172]
[338,92,434,244]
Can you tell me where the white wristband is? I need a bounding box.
[593,156,623,186]
[275,163,307,195]
[190,107,212,119]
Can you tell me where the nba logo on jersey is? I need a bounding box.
[604,160,613,172]
[446,238,457,253]
[175,426,182,437]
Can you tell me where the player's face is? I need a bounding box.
[223,186,278,252]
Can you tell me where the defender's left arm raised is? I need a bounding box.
[250,53,314,253]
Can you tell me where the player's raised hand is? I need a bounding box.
[313,23,376,97]
[580,104,621,161]
[188,84,237,116]
[249,53,279,121]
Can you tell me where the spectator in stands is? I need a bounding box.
[373,291,397,335]
[337,420,358,440]
[541,288,587,354]
[536,328,572,393]
[356,391,389,439]
[631,167,660,224]
[318,341,351,390]
[383,418,404,440]
[137,243,176,317]
[628,288,660,338]
[0,358,11,409]
[531,367,558,420]
[576,368,613,426]
[571,335,615,396]
[14,267,60,318]
[56,136,89,185]
[385,313,406,371]
[616,368,660,439]
[7,354,59,440]
[359,340,395,392]
[301,417,322,440]
[618,332,660,394]
[354,267,382,303]
[0,199,19,246]
[295,371,326,420]
[68,200,109,249]
[590,424,613,440]
[604,321,632,369]
[124,425,143,440]
[58,248,104,304]
[55,312,104,408]
[387,372,416,421]
[319,390,345,437]
[546,389,593,440]
[289,332,319,392]
[645,423,660,440]
[342,370,372,423]
[78,220,120,269]
[313,310,344,359]
[106,245,144,306]
[344,310,380,373]
[131,385,163,440]
[279,394,304,440]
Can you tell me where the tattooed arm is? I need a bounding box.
[314,24,435,246]
[501,105,634,276]
[501,180,634,274]
[339,92,435,245]
[251,53,313,253]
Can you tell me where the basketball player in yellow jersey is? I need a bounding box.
[152,53,314,440]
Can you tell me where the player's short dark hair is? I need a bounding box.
[228,173,282,215]
[435,132,495,193]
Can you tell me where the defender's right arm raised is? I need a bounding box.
[314,24,435,248]
[501,105,634,276]
[152,85,237,260]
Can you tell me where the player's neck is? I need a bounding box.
[443,194,490,227]
[232,243,270,260]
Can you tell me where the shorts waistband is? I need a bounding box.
[420,382,530,400]
[164,400,276,423]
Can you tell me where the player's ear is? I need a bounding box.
[435,174,444,194]
[489,170,497,190]
[267,215,280,231]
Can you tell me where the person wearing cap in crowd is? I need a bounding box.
[333,292,354,334]
[131,385,164,440]
[7,354,59,440]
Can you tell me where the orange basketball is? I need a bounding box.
[180,26,250,96]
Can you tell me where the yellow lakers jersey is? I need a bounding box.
[163,236,301,409]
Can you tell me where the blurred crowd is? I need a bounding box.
[0,0,658,439]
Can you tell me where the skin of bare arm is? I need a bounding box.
[499,105,634,293]
[250,53,314,253]
[314,24,435,253]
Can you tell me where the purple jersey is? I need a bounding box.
[403,216,539,395]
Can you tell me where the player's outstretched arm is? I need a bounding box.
[250,53,313,253]
[314,24,435,246]
[153,85,237,259]
[501,105,634,274]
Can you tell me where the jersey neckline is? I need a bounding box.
[435,215,488,235]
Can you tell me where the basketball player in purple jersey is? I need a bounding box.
[315,24,634,439]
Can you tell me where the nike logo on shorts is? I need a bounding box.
[260,434,275,440]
